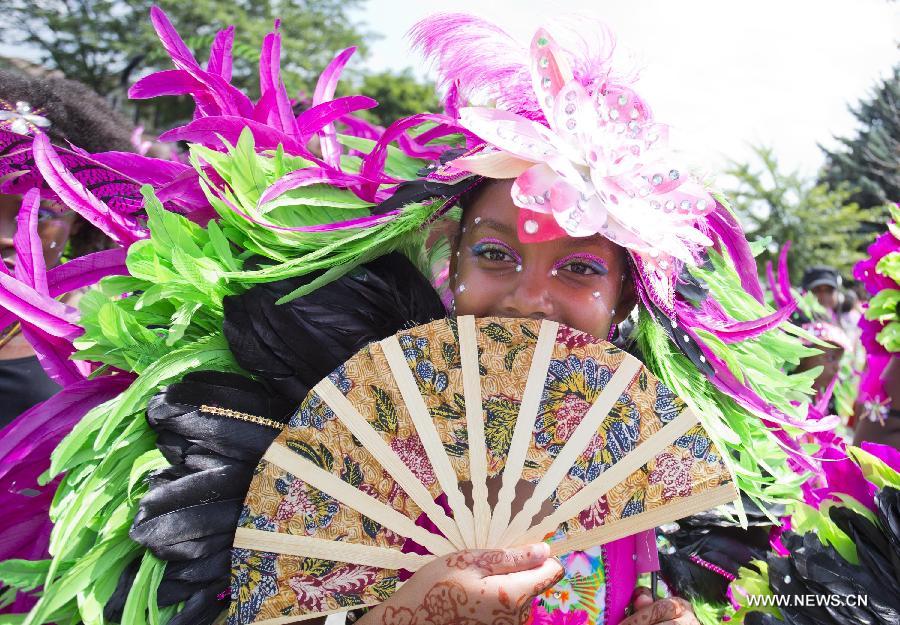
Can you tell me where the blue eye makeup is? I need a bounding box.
[470,238,522,265]
[553,253,609,277]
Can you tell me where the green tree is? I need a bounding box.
[726,145,886,282]
[353,69,441,128]
[819,66,899,208]
[0,0,372,128]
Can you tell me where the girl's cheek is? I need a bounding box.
[562,285,617,337]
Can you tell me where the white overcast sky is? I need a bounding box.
[2,0,896,179]
[352,0,899,179]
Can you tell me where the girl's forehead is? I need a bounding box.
[464,194,623,257]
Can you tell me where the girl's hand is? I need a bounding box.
[620,587,700,625]
[358,543,564,625]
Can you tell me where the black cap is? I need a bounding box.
[801,266,841,291]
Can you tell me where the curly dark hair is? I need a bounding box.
[1,69,137,256]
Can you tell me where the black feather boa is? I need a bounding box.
[658,496,780,603]
[741,487,900,625]
[105,253,447,624]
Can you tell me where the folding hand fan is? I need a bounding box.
[230,316,737,624]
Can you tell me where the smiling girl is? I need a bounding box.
[0,10,820,625]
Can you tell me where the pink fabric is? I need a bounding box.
[604,531,657,625]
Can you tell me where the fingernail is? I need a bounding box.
[531,542,550,558]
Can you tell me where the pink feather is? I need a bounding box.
[258,28,300,138]
[0,271,81,339]
[313,47,357,167]
[20,323,86,386]
[207,25,235,81]
[128,69,202,99]
[32,133,147,245]
[46,247,129,297]
[13,189,47,294]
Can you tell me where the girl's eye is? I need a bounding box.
[559,256,609,277]
[471,241,520,264]
[483,248,513,262]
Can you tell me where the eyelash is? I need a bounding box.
[553,254,609,277]
[471,239,521,265]
[470,240,609,277]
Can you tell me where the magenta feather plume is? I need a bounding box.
[46,248,129,297]
[297,95,378,140]
[20,324,86,386]
[0,375,134,564]
[707,204,765,304]
[147,6,252,118]
[358,113,456,200]
[409,13,533,116]
[13,190,47,294]
[0,271,80,338]
[129,69,202,99]
[32,133,147,245]
[314,47,358,167]
[258,27,300,138]
[207,25,235,80]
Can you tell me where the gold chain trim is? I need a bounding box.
[200,404,283,430]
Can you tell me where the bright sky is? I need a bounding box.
[353,0,899,179]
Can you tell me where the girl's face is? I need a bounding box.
[450,180,636,338]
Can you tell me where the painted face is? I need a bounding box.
[811,284,838,312]
[450,180,635,339]
[0,193,76,272]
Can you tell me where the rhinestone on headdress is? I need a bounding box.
[0,100,51,135]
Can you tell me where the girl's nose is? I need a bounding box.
[497,265,555,320]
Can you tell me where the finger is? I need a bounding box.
[456,543,549,576]
[620,598,687,625]
[631,586,654,611]
[500,557,565,599]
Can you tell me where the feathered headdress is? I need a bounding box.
[409,14,823,479]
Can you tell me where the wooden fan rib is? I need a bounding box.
[487,319,559,548]
[547,483,739,556]
[459,315,491,548]
[234,527,433,571]
[313,378,466,549]
[250,604,372,624]
[263,443,455,556]
[500,354,644,546]
[513,407,701,546]
[380,335,478,550]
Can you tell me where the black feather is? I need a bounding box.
[660,496,777,603]
[107,254,448,625]
[222,252,447,403]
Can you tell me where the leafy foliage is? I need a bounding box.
[351,69,441,128]
[725,145,887,282]
[1,0,371,129]
[820,66,900,210]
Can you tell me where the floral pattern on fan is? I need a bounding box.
[287,561,396,610]
[230,549,279,624]
[230,549,399,620]
[230,317,737,623]
[567,433,730,533]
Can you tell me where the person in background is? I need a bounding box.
[0,70,134,428]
